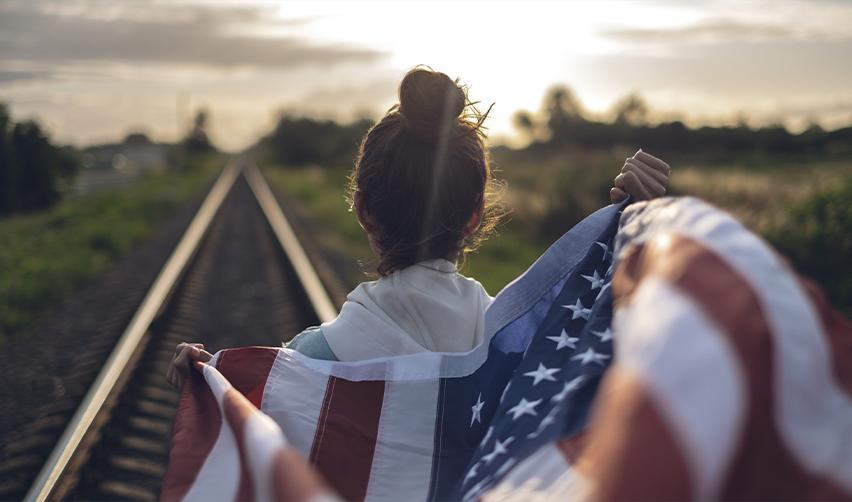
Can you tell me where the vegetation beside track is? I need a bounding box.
[0,155,221,347]
[263,150,852,313]
[255,83,852,313]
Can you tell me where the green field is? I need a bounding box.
[0,156,219,346]
[264,148,852,312]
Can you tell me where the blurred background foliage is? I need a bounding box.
[253,86,852,313]
[0,104,79,216]
[0,106,221,346]
[1,81,850,347]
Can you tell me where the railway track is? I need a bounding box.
[7,161,337,501]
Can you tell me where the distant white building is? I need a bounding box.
[76,133,171,193]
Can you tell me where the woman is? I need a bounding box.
[167,67,669,386]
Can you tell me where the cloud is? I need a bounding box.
[600,18,841,45]
[0,69,54,83]
[0,1,385,78]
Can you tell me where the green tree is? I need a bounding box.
[0,104,15,213]
[543,85,585,141]
[612,93,649,126]
[263,115,372,168]
[184,109,215,153]
[545,86,584,121]
[0,103,79,216]
[513,110,536,134]
[12,120,61,211]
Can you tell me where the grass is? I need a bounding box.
[0,156,220,346]
[264,149,852,313]
[670,160,852,233]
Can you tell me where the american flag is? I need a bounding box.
[161,197,852,502]
[452,212,618,501]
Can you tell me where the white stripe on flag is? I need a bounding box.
[262,350,329,457]
[181,364,240,502]
[614,277,746,500]
[364,379,440,502]
[480,442,586,502]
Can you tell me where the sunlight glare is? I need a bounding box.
[270,1,707,138]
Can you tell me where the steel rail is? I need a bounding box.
[23,162,242,502]
[243,163,337,324]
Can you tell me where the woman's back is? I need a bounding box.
[288,258,491,361]
[167,66,668,383]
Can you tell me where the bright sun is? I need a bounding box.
[270,1,697,140]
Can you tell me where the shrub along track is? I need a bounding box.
[0,161,337,501]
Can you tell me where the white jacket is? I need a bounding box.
[320,259,492,361]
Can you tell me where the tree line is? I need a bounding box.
[255,116,373,168]
[0,104,79,216]
[514,86,852,159]
[257,86,852,170]
[0,105,218,217]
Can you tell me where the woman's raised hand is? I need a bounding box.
[610,150,671,203]
[166,342,213,389]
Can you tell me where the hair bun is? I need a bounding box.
[398,68,465,142]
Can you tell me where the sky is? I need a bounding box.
[1,0,851,151]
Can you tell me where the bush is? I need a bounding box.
[259,116,372,168]
[768,177,852,312]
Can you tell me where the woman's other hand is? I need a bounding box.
[610,150,671,203]
[166,342,213,389]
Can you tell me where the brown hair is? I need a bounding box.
[348,67,504,276]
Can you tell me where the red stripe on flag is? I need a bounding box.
[309,377,385,501]
[584,367,693,501]
[796,277,852,398]
[215,348,278,502]
[160,366,222,502]
[215,346,279,408]
[556,431,587,465]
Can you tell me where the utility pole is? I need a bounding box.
[177,91,190,143]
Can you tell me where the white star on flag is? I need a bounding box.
[551,375,585,403]
[581,270,605,290]
[463,462,479,483]
[571,347,611,366]
[482,436,515,464]
[508,397,541,420]
[595,241,609,255]
[563,298,591,320]
[470,393,485,427]
[592,328,613,343]
[545,329,578,350]
[527,406,559,439]
[523,363,560,386]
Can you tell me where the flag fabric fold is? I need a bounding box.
[161,197,852,502]
[581,197,852,501]
[161,353,338,502]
